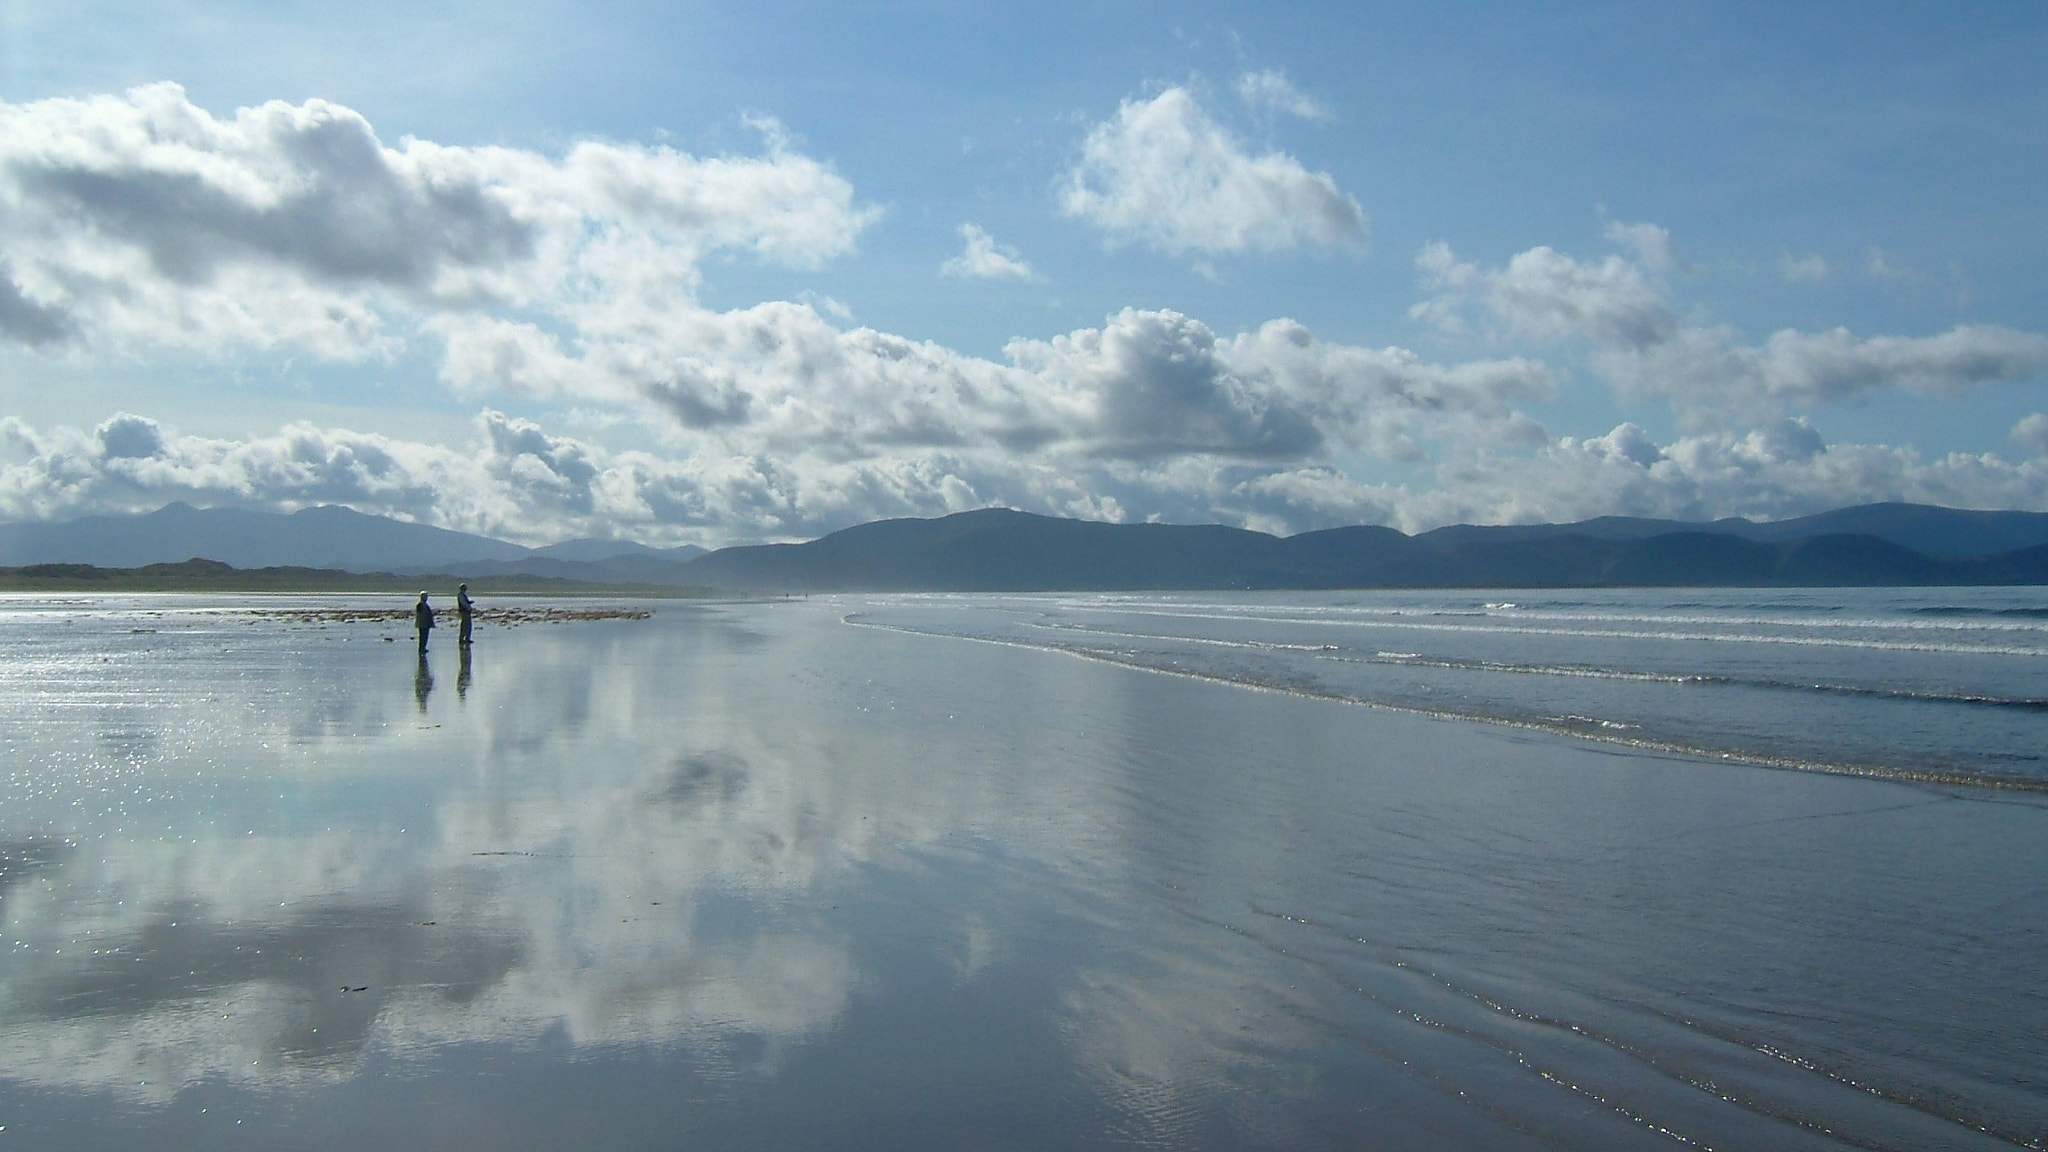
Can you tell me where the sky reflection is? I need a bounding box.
[0,595,2039,1150]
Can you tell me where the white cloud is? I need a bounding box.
[0,295,1558,542]
[1601,220,1676,272]
[1412,240,1675,349]
[0,84,876,358]
[1415,232,2048,428]
[1059,87,1366,256]
[941,224,1033,280]
[436,298,1553,475]
[6,87,2046,543]
[1394,420,2048,531]
[1234,70,1332,122]
[2011,413,2048,459]
[1603,324,2048,423]
[17,396,2048,546]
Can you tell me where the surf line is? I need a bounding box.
[839,614,2048,795]
[1017,619,2048,708]
[1076,605,2048,658]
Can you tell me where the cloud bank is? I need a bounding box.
[0,83,874,359]
[8,401,2048,547]
[1414,229,2048,429]
[1,87,2046,544]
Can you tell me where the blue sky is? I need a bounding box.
[1,1,2044,545]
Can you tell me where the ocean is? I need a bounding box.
[0,588,2041,1150]
[851,585,2048,788]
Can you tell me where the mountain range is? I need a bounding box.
[679,507,2048,591]
[6,501,2048,591]
[0,503,703,579]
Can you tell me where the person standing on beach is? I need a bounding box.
[456,583,475,647]
[414,591,435,652]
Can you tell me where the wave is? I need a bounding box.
[1011,618,2048,710]
[1046,624,2048,710]
[1019,590,2048,633]
[1912,605,2048,619]
[1061,598,2048,636]
[845,615,2048,794]
[1351,652,2048,712]
[1030,619,1340,654]
[1055,605,2048,658]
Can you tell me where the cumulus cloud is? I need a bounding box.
[0,294,1558,542]
[0,83,876,358]
[0,266,72,345]
[1415,229,2048,428]
[1601,220,1676,272]
[941,224,1033,280]
[1059,87,1365,256]
[94,412,168,460]
[2011,413,2048,459]
[8,86,2048,541]
[1234,70,1332,122]
[1603,324,2048,424]
[1413,240,1675,349]
[15,396,2048,546]
[1402,419,2048,530]
[436,299,1553,477]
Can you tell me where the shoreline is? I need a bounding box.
[843,609,2048,797]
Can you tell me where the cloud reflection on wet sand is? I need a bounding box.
[0,595,2039,1150]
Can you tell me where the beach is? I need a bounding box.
[0,593,2040,1149]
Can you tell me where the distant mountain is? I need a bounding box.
[0,503,697,575]
[389,550,709,585]
[681,511,1311,591]
[1414,502,2048,558]
[8,500,2048,590]
[676,507,2048,591]
[0,503,529,570]
[1733,503,2048,557]
[527,538,706,563]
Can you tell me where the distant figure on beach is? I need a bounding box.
[414,591,435,652]
[456,583,475,647]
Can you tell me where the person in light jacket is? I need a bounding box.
[456,583,475,646]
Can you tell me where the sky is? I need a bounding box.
[0,1,2045,546]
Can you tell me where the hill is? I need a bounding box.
[8,500,2048,591]
[0,504,697,578]
[676,508,2048,591]
[1413,502,2048,558]
[0,557,716,596]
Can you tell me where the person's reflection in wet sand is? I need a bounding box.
[456,643,472,702]
[414,649,434,713]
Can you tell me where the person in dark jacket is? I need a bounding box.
[456,583,475,646]
[414,592,435,652]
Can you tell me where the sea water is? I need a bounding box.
[0,589,2040,1150]
[851,585,2048,786]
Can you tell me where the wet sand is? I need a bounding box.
[0,595,2039,1149]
